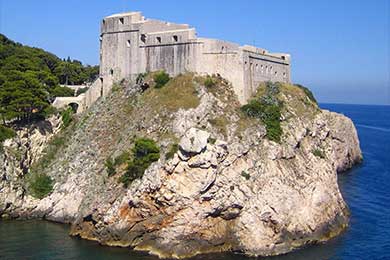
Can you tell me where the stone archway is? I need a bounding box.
[68,102,79,113]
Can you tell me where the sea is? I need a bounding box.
[0,103,389,260]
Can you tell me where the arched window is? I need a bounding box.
[126,40,131,47]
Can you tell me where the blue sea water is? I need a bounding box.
[0,103,389,260]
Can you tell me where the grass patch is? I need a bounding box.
[204,76,216,88]
[28,173,53,199]
[142,74,200,113]
[120,138,160,187]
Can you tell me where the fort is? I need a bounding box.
[53,11,291,112]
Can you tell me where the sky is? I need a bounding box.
[0,0,389,105]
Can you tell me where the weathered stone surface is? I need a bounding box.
[0,80,362,259]
[179,128,210,155]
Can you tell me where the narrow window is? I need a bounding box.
[283,72,287,78]
[126,40,131,47]
[119,18,124,24]
[173,35,178,42]
[156,37,161,43]
[141,34,147,43]
[275,71,278,76]
[102,19,106,25]
[110,69,114,76]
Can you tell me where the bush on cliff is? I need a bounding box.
[61,107,74,128]
[29,173,53,199]
[120,138,160,187]
[153,71,170,88]
[241,82,283,143]
[295,84,317,104]
[0,125,16,143]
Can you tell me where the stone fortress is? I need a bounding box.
[53,11,291,112]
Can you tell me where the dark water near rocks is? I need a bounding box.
[0,103,389,260]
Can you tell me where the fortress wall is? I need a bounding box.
[138,29,199,75]
[195,39,246,102]
[243,51,290,99]
[98,12,292,105]
[85,78,103,109]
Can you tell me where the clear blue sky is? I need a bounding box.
[0,0,389,105]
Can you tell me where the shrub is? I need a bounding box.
[313,148,325,159]
[43,105,58,118]
[295,84,317,104]
[105,157,116,176]
[114,151,130,166]
[204,76,215,88]
[49,85,75,98]
[241,82,283,143]
[29,173,53,199]
[61,107,73,128]
[153,71,170,88]
[241,171,250,180]
[165,143,179,160]
[0,125,16,143]
[241,100,282,142]
[120,138,160,187]
[76,87,88,96]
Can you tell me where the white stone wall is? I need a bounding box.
[99,12,291,104]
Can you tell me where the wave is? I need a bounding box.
[356,124,390,132]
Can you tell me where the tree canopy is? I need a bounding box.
[0,34,99,122]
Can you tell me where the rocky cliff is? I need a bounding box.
[0,74,362,258]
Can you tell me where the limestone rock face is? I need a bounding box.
[179,127,210,154]
[0,78,362,258]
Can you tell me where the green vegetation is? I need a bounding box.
[105,157,116,177]
[0,34,98,122]
[114,151,130,166]
[61,107,74,129]
[295,84,317,104]
[0,125,16,143]
[204,76,215,88]
[30,133,67,175]
[120,138,160,187]
[153,70,170,88]
[241,171,250,180]
[28,173,53,199]
[313,148,325,159]
[241,82,283,142]
[142,74,200,113]
[165,143,179,160]
[75,87,89,96]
